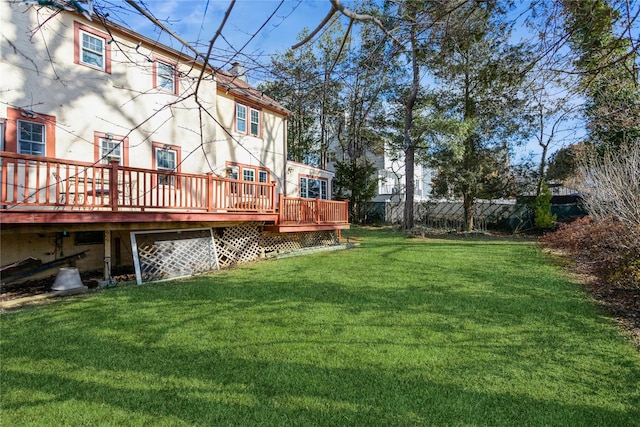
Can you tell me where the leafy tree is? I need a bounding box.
[546,143,586,182]
[374,0,444,231]
[259,30,321,164]
[315,18,348,169]
[331,11,400,223]
[333,158,378,223]
[425,1,533,231]
[561,0,640,151]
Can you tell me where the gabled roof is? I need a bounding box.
[215,70,290,116]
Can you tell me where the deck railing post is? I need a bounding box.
[110,160,119,212]
[271,181,277,213]
[206,172,214,212]
[315,197,321,223]
[344,199,350,223]
[1,156,8,208]
[277,194,284,224]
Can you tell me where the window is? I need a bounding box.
[235,103,260,137]
[227,165,239,180]
[155,60,177,94]
[153,142,181,187]
[81,31,104,69]
[226,163,270,195]
[236,104,247,133]
[258,170,269,195]
[4,108,56,155]
[243,168,255,182]
[250,109,260,136]
[156,147,176,185]
[74,22,111,73]
[226,163,269,181]
[242,168,256,194]
[227,165,240,193]
[100,138,121,164]
[300,177,328,199]
[94,132,128,165]
[17,120,45,155]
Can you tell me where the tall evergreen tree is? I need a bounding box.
[425,1,533,231]
[259,30,321,164]
[562,0,640,150]
[332,16,399,222]
[316,19,348,169]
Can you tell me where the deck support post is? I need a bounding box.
[104,229,112,281]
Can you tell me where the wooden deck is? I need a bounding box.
[0,152,349,232]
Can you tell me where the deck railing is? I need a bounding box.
[278,196,349,225]
[0,152,349,226]
[0,151,276,213]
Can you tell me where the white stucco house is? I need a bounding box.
[0,1,348,285]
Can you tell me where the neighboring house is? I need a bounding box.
[0,2,348,285]
[373,146,435,224]
[374,145,434,202]
[327,140,433,224]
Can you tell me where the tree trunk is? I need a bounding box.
[537,143,549,196]
[403,8,419,231]
[404,143,415,229]
[463,193,474,232]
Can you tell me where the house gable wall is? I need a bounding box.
[0,2,286,182]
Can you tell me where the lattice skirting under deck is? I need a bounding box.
[132,225,339,283]
[133,228,218,283]
[214,223,262,268]
[260,230,338,257]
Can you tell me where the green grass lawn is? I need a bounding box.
[2,227,639,426]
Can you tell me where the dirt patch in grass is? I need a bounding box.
[1,267,136,304]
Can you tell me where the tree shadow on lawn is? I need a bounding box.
[3,276,640,426]
[3,236,640,425]
[2,336,639,426]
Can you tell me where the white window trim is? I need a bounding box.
[79,29,105,71]
[156,60,176,93]
[227,165,239,180]
[250,109,260,137]
[17,119,46,156]
[156,147,177,186]
[243,168,256,182]
[235,103,260,137]
[100,138,122,165]
[300,177,328,200]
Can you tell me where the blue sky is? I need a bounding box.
[105,0,556,160]
[107,0,337,76]
[104,0,638,162]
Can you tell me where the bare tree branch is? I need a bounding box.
[195,0,236,100]
[576,143,640,230]
[291,4,337,49]
[124,0,201,59]
[292,0,400,50]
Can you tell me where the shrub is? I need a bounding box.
[575,142,640,230]
[532,183,557,229]
[541,216,640,289]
